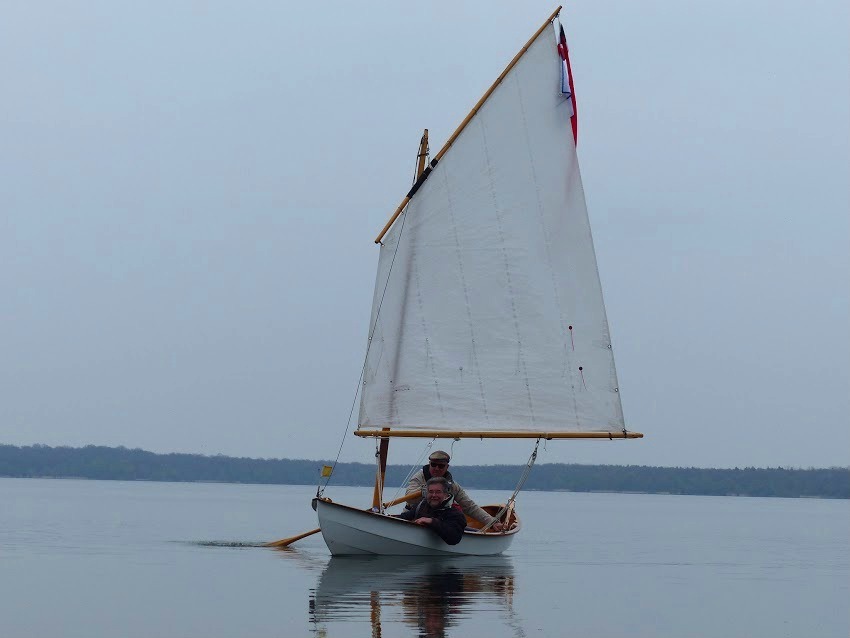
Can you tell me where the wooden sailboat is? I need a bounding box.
[313,6,642,556]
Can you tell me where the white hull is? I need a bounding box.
[315,498,519,556]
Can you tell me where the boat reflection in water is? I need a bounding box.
[309,555,520,637]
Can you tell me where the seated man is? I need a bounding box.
[397,477,466,545]
[405,451,504,532]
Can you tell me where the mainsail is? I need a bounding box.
[358,22,625,437]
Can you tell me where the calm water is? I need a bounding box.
[1,478,847,637]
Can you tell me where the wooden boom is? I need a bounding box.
[355,430,643,439]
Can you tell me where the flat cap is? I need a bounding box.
[428,450,450,462]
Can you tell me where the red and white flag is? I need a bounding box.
[557,22,578,144]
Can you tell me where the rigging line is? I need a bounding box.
[319,197,414,495]
[385,437,436,507]
[480,438,541,533]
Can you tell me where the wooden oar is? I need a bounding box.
[266,527,321,548]
[265,491,420,548]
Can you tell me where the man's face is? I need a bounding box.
[429,460,448,478]
[426,484,447,507]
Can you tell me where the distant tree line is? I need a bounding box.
[1,444,847,499]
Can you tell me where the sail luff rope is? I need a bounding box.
[479,438,541,533]
[318,199,414,496]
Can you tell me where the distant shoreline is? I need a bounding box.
[5,475,847,501]
[1,443,847,499]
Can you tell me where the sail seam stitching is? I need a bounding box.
[514,41,581,428]
[480,102,537,427]
[411,212,446,424]
[442,164,490,424]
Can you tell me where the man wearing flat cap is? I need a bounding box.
[404,450,504,531]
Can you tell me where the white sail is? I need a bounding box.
[358,26,624,435]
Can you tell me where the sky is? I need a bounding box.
[1,1,847,470]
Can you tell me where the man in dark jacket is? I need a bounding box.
[397,477,466,545]
[405,450,503,531]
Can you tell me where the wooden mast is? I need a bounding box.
[416,129,429,177]
[370,428,390,509]
[370,130,431,509]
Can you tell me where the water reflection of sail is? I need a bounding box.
[310,555,518,637]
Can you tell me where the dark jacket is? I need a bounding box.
[405,466,494,525]
[397,497,466,545]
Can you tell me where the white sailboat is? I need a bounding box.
[313,6,642,556]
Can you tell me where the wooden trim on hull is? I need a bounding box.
[355,430,644,439]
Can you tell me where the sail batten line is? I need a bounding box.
[374,6,563,244]
[354,430,643,439]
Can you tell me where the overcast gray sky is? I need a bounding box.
[2,1,847,470]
